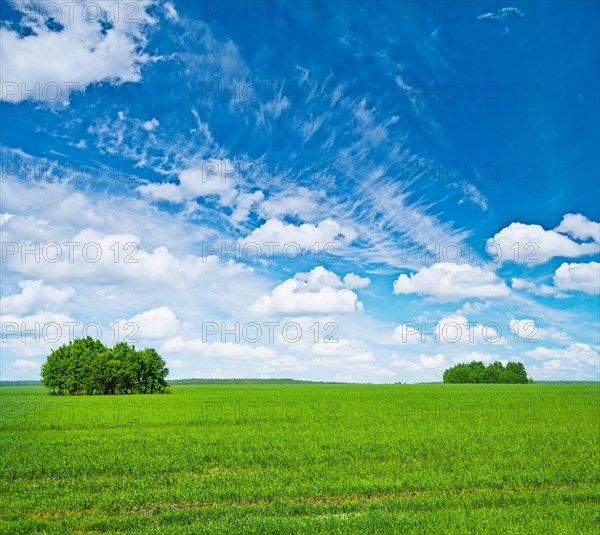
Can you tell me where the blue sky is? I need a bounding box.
[1,0,599,382]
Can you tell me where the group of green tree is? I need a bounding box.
[443,361,531,384]
[41,337,169,395]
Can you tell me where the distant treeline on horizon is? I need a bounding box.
[1,379,598,387]
[167,378,346,385]
[0,378,342,386]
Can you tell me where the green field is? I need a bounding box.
[1,383,599,534]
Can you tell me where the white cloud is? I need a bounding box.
[240,218,357,254]
[455,301,491,315]
[553,262,600,294]
[12,359,41,371]
[230,191,264,224]
[330,363,395,382]
[161,336,276,360]
[0,280,75,315]
[555,214,600,242]
[453,352,497,363]
[488,221,599,264]
[511,277,560,297]
[1,0,154,104]
[0,311,79,333]
[258,188,325,220]
[115,306,180,339]
[265,356,306,372]
[393,262,510,300]
[509,319,542,341]
[435,314,505,345]
[1,213,15,226]
[3,228,249,288]
[141,118,159,132]
[1,358,43,381]
[308,339,375,362]
[137,160,239,205]
[308,355,375,367]
[0,311,83,357]
[392,313,506,347]
[478,7,523,21]
[249,266,365,315]
[0,175,268,348]
[390,353,445,371]
[458,183,489,211]
[509,319,570,344]
[392,323,422,344]
[342,273,371,289]
[523,343,599,367]
[164,1,178,20]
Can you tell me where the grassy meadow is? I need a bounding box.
[1,383,599,533]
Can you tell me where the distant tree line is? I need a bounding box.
[0,380,42,386]
[443,361,531,384]
[41,337,169,395]
[168,378,345,385]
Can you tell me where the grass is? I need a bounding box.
[1,383,599,533]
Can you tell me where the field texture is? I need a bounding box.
[1,383,599,534]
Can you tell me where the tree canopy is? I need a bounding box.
[41,337,169,395]
[443,361,530,384]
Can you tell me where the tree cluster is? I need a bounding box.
[41,337,169,395]
[443,361,530,384]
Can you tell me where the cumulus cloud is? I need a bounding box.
[137,160,239,205]
[488,220,599,264]
[511,277,560,296]
[523,343,599,367]
[509,319,542,341]
[1,0,154,104]
[434,314,505,345]
[161,336,276,360]
[230,191,265,224]
[2,228,249,287]
[115,306,180,339]
[1,358,42,381]
[392,323,422,344]
[249,266,367,315]
[509,319,570,344]
[455,301,491,315]
[141,118,159,132]
[261,356,307,373]
[553,262,600,294]
[343,273,371,289]
[308,339,375,362]
[452,352,497,363]
[392,314,505,346]
[12,359,41,371]
[555,213,600,243]
[0,310,79,333]
[239,218,357,255]
[0,280,75,315]
[258,188,325,220]
[390,353,446,371]
[164,1,178,20]
[393,262,510,300]
[1,213,15,226]
[0,311,83,358]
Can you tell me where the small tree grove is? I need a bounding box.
[40,337,169,395]
[443,361,530,384]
